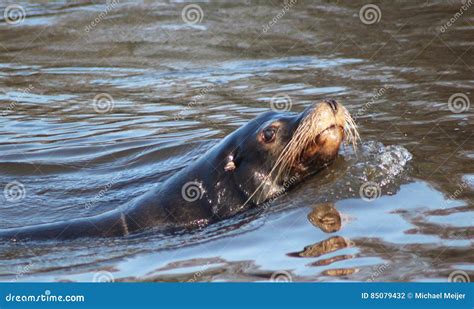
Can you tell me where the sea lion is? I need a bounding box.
[0,99,358,241]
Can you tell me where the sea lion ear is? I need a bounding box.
[224,155,236,172]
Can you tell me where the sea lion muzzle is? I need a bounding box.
[250,99,359,201]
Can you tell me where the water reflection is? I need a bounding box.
[289,235,351,258]
[307,203,342,233]
[288,203,358,277]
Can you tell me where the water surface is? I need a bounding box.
[0,0,472,282]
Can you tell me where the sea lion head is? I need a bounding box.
[223,99,359,205]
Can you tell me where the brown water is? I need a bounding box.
[0,0,472,282]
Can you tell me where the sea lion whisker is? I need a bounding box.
[241,138,296,207]
[257,104,360,204]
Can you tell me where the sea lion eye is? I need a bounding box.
[262,127,277,143]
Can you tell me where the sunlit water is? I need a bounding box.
[0,0,472,282]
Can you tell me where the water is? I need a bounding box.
[0,0,472,282]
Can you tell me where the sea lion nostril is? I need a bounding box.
[324,99,338,112]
